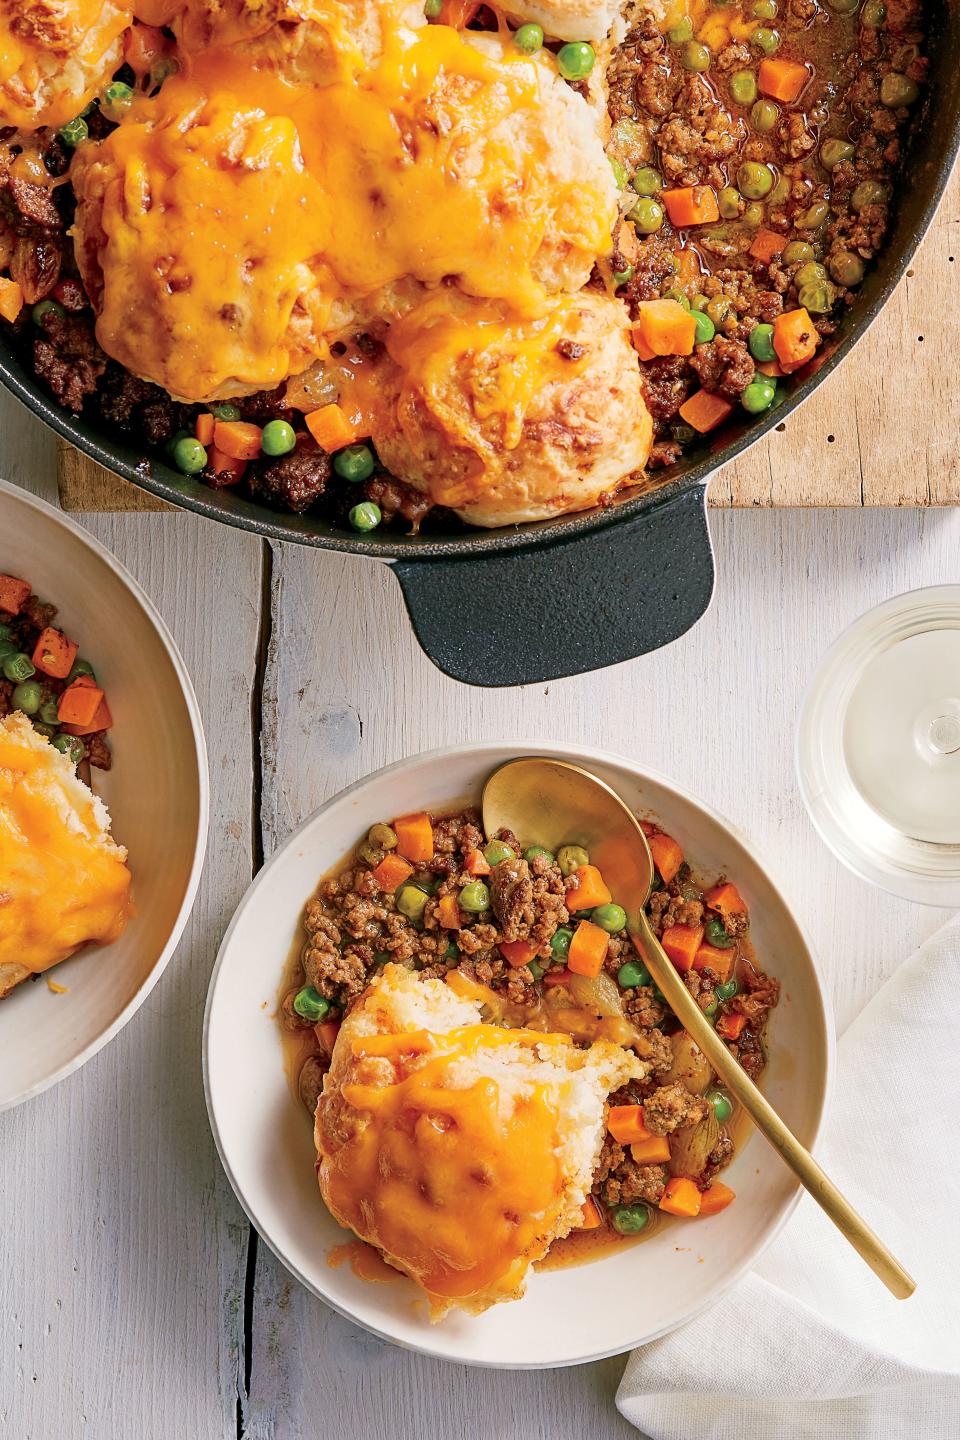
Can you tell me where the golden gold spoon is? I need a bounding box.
[482,755,915,1300]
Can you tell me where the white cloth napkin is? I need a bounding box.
[617,916,960,1440]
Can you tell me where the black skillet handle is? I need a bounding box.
[392,484,715,687]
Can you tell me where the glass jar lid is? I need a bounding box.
[796,585,960,906]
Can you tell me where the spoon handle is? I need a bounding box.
[634,917,916,1300]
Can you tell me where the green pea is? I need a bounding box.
[769,175,791,206]
[692,310,716,344]
[551,927,574,958]
[39,696,61,725]
[706,295,732,327]
[349,501,381,532]
[737,161,774,199]
[592,903,627,933]
[861,0,885,23]
[704,916,735,948]
[609,157,629,190]
[424,0,442,15]
[33,722,56,739]
[484,839,515,867]
[212,402,242,421]
[149,55,179,88]
[718,185,742,219]
[334,444,376,482]
[670,420,697,445]
[612,265,635,288]
[444,941,460,962]
[750,98,779,133]
[706,1088,733,1124]
[829,250,865,286]
[692,292,710,312]
[729,69,758,105]
[101,81,134,120]
[557,42,595,80]
[668,16,694,41]
[801,201,832,230]
[752,26,780,52]
[51,733,84,765]
[880,72,919,107]
[828,0,860,10]
[852,179,891,210]
[513,21,544,51]
[524,845,556,865]
[611,1203,649,1234]
[631,198,664,234]
[632,166,663,196]
[32,299,64,326]
[742,377,777,413]
[820,138,855,169]
[11,679,42,714]
[748,322,776,362]
[741,202,763,228]
[617,959,650,989]
[397,884,430,921]
[368,822,397,850]
[557,844,589,877]
[682,40,711,72]
[663,287,691,309]
[0,624,11,640]
[794,261,828,287]
[172,436,207,474]
[702,996,719,1019]
[783,240,815,265]
[58,116,88,148]
[261,420,297,457]
[752,0,777,15]
[2,652,35,683]
[458,880,490,913]
[293,985,330,1022]
[715,977,739,1000]
[0,639,17,661]
[797,281,832,313]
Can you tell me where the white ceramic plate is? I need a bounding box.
[204,742,832,1368]
[0,480,208,1110]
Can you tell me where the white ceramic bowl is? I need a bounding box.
[204,742,832,1367]
[0,480,208,1110]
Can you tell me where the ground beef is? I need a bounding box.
[489,856,534,942]
[689,336,754,400]
[642,1082,709,1136]
[600,1154,669,1207]
[246,437,332,513]
[9,175,62,229]
[638,355,691,424]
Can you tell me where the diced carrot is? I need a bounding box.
[565,864,612,912]
[499,939,537,969]
[648,832,683,884]
[678,388,733,433]
[660,1177,703,1217]
[716,1011,747,1041]
[631,299,698,361]
[305,403,359,453]
[463,849,491,877]
[543,968,572,988]
[567,920,609,978]
[749,228,788,264]
[57,680,105,727]
[698,1181,736,1216]
[315,1020,341,1053]
[661,185,720,228]
[692,941,735,982]
[579,1196,603,1230]
[772,307,819,373]
[0,277,23,323]
[672,247,703,285]
[438,0,480,23]
[207,447,247,485]
[124,22,167,72]
[756,359,784,378]
[661,923,704,974]
[0,574,30,614]
[607,1104,651,1145]
[195,413,215,446]
[212,420,262,460]
[370,853,414,891]
[393,811,433,864]
[437,894,462,929]
[60,693,113,736]
[704,882,747,916]
[31,627,77,679]
[758,57,810,103]
[630,1136,671,1164]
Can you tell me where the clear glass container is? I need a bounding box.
[796,585,960,905]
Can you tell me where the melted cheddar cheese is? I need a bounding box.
[0,0,130,129]
[71,23,617,402]
[0,715,132,980]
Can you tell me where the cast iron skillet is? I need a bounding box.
[1,16,957,688]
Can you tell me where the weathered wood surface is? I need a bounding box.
[56,158,960,514]
[2,388,959,1439]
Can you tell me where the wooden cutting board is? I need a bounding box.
[59,160,959,512]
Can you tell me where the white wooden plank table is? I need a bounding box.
[2,390,958,1440]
